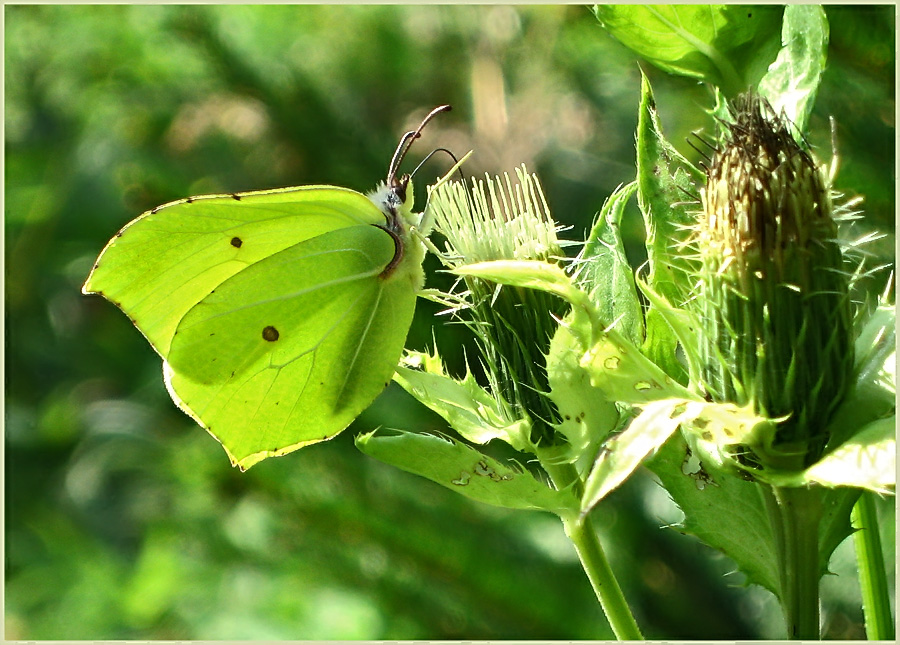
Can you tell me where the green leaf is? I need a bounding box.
[453,259,594,316]
[355,429,578,515]
[581,399,683,515]
[647,434,782,595]
[636,279,705,388]
[577,181,644,347]
[635,72,703,382]
[583,335,691,405]
[85,184,424,471]
[773,417,896,494]
[593,5,783,96]
[758,5,829,135]
[393,350,534,453]
[826,304,896,450]
[649,436,864,602]
[583,397,768,514]
[545,316,621,473]
[820,487,861,577]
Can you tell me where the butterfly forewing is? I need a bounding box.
[83,186,386,356]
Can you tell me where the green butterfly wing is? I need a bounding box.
[84,186,422,470]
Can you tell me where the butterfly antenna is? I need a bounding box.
[388,104,452,185]
[411,147,465,183]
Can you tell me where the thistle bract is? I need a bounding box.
[697,95,853,471]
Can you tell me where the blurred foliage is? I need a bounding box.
[5,4,894,639]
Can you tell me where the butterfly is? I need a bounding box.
[83,105,451,470]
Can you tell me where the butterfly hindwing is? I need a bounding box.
[168,224,395,383]
[164,223,417,469]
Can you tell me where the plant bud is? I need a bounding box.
[697,94,853,470]
[429,167,568,445]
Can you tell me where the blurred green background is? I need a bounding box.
[5,4,894,640]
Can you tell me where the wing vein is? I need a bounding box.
[334,283,387,404]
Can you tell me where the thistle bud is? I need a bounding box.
[697,95,853,471]
[428,167,568,446]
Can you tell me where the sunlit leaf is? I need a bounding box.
[634,72,702,382]
[393,349,534,453]
[577,181,644,346]
[582,398,767,514]
[758,5,829,134]
[774,418,896,494]
[356,429,579,515]
[546,317,621,472]
[594,5,783,95]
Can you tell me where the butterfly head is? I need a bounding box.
[373,105,451,224]
[369,179,410,235]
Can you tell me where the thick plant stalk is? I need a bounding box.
[769,486,823,639]
[852,493,895,640]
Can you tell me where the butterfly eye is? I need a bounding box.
[390,174,411,206]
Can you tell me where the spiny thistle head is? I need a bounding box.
[430,166,564,266]
[696,94,854,471]
[428,167,569,446]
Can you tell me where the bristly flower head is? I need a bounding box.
[696,94,854,471]
[429,166,565,267]
[428,167,569,447]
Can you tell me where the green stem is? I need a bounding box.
[563,513,644,640]
[852,492,895,640]
[769,485,823,639]
[545,462,643,640]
